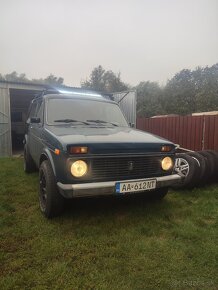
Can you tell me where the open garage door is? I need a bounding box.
[0,87,12,156]
[10,88,41,155]
[112,90,136,127]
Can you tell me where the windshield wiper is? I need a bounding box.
[86,119,118,126]
[54,119,90,125]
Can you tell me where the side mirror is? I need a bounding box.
[30,117,40,123]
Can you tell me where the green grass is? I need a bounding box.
[0,158,217,290]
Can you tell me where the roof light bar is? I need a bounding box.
[58,89,102,98]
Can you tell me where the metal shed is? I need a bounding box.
[0,81,50,157]
[0,80,136,157]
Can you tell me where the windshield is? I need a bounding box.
[46,98,128,127]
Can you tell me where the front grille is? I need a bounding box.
[90,155,169,181]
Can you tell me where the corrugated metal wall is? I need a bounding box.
[113,91,136,126]
[137,115,218,151]
[0,87,12,156]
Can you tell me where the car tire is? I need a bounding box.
[198,151,215,183]
[24,145,36,173]
[173,153,200,189]
[205,150,218,181]
[39,160,65,218]
[186,151,206,185]
[147,187,169,200]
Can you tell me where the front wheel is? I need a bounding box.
[39,160,65,218]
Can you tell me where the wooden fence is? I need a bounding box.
[136,115,218,151]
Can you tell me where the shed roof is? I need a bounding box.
[0,79,80,90]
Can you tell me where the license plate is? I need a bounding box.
[115,179,156,194]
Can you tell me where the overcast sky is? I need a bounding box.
[0,0,217,87]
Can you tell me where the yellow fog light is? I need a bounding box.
[71,160,87,177]
[161,157,173,171]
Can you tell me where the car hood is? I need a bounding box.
[46,126,175,154]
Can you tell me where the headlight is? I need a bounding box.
[71,160,88,177]
[161,157,173,171]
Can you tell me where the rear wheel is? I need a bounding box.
[39,160,65,218]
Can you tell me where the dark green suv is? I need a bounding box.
[24,90,181,218]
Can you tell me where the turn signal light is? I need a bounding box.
[161,145,172,152]
[54,149,60,155]
[69,146,88,154]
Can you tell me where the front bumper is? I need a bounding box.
[57,174,182,198]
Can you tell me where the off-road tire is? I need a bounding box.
[198,151,215,183]
[187,151,206,185]
[173,153,200,189]
[205,150,218,181]
[24,144,36,173]
[39,160,65,218]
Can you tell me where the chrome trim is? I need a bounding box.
[57,174,182,198]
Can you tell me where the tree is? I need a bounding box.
[136,81,164,117]
[1,63,218,115]
[193,64,218,112]
[32,74,64,86]
[0,71,65,86]
[81,65,129,93]
[3,71,29,82]
[81,66,106,91]
[163,69,196,115]
[135,64,218,117]
[163,64,218,115]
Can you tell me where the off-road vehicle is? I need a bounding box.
[24,89,181,218]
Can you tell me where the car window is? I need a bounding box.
[46,98,128,127]
[36,100,43,122]
[29,101,38,118]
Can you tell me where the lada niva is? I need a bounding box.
[24,90,181,218]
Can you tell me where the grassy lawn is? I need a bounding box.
[0,158,217,290]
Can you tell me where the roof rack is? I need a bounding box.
[33,88,59,99]
[33,86,114,101]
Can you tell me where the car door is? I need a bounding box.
[27,100,37,159]
[34,99,44,162]
[29,98,44,164]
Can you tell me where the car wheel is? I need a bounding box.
[205,150,218,181]
[198,151,215,183]
[39,160,65,218]
[186,151,206,185]
[173,153,200,189]
[24,145,36,173]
